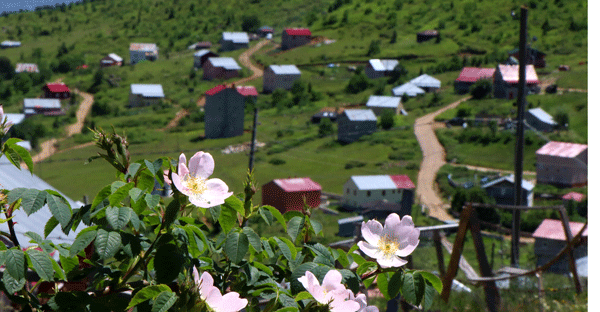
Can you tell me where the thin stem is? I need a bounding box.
[118,225,162,289]
[6,209,20,247]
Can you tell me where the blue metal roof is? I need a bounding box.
[269,65,301,75]
[23,98,62,110]
[528,107,556,125]
[222,32,249,44]
[350,175,397,190]
[369,59,398,71]
[410,74,441,88]
[392,83,425,97]
[194,49,215,57]
[482,175,534,191]
[343,109,377,121]
[131,84,165,98]
[208,57,242,70]
[366,95,401,108]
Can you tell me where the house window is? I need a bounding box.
[382,190,386,196]
[353,190,357,196]
[367,191,371,197]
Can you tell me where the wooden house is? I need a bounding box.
[365,59,399,79]
[220,32,249,51]
[100,53,123,67]
[43,83,70,99]
[536,141,587,187]
[15,63,39,73]
[204,85,257,139]
[337,109,377,143]
[493,64,539,99]
[193,50,219,68]
[129,43,158,64]
[129,84,165,107]
[261,177,321,214]
[263,65,301,93]
[366,95,402,116]
[416,30,439,43]
[23,99,63,117]
[202,57,241,80]
[533,219,587,274]
[508,47,546,68]
[341,175,415,213]
[281,28,311,50]
[454,67,495,94]
[525,107,557,132]
[482,175,534,207]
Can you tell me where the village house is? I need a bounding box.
[204,85,257,139]
[532,219,587,274]
[366,95,402,116]
[258,26,274,37]
[100,53,123,67]
[536,141,587,187]
[43,83,70,99]
[0,40,21,48]
[337,216,364,237]
[493,64,539,99]
[129,43,159,65]
[508,47,547,68]
[365,59,399,79]
[262,65,301,93]
[129,84,165,107]
[526,107,557,132]
[193,50,219,68]
[261,177,322,214]
[392,82,425,97]
[341,175,415,213]
[409,74,441,92]
[281,28,311,50]
[23,99,63,117]
[14,63,39,73]
[188,41,212,50]
[220,32,249,51]
[416,30,439,43]
[311,111,338,124]
[202,57,241,80]
[454,67,496,94]
[482,175,534,207]
[337,109,377,143]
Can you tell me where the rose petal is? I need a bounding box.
[361,220,383,246]
[192,267,200,284]
[171,173,188,195]
[322,270,343,291]
[218,292,248,312]
[377,255,407,268]
[199,272,215,299]
[178,154,188,176]
[330,297,361,312]
[189,151,214,179]
[358,241,382,260]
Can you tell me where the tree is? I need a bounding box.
[366,40,381,56]
[345,71,371,94]
[470,79,492,99]
[388,63,407,84]
[318,118,334,137]
[390,30,397,44]
[271,88,289,108]
[380,110,395,130]
[13,73,32,93]
[451,187,498,223]
[554,108,569,130]
[0,56,15,80]
[241,15,260,33]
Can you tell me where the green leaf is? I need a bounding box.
[10,144,33,174]
[105,206,132,230]
[151,291,177,312]
[356,261,377,276]
[50,257,66,280]
[59,254,79,275]
[223,195,244,216]
[46,193,72,231]
[290,262,319,294]
[3,146,21,170]
[26,249,54,281]
[258,206,273,225]
[350,252,367,266]
[127,285,171,309]
[402,272,425,306]
[283,210,303,221]
[7,188,26,204]
[109,182,134,206]
[48,291,91,310]
[388,271,403,299]
[273,237,295,261]
[225,231,249,264]
[129,188,144,202]
[143,160,155,176]
[2,272,25,293]
[126,163,142,180]
[91,185,111,210]
[20,189,46,216]
[294,291,313,301]
[263,205,286,230]
[363,275,376,289]
[422,283,436,310]
[137,171,156,192]
[95,229,122,260]
[154,244,184,284]
[417,270,443,294]
[24,231,43,245]
[336,248,350,268]
[5,249,25,280]
[286,216,305,243]
[309,219,323,235]
[69,226,98,257]
[274,308,299,312]
[218,203,238,234]
[243,227,262,252]
[145,194,160,210]
[377,273,390,300]
[252,262,273,275]
[44,216,59,238]
[162,197,179,229]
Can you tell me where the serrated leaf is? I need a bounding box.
[243,227,262,252]
[126,163,142,180]
[46,193,72,231]
[258,206,273,225]
[7,188,26,204]
[252,262,273,275]
[223,195,244,216]
[24,231,43,245]
[335,248,349,268]
[417,270,443,294]
[137,171,156,192]
[69,226,98,258]
[129,188,144,202]
[350,252,367,266]
[287,216,305,243]
[106,206,132,230]
[356,261,377,276]
[422,283,436,310]
[218,203,238,234]
[3,146,21,170]
[20,189,46,216]
[377,273,390,300]
[263,205,286,229]
[283,210,303,221]
[163,198,179,229]
[309,219,323,236]
[402,272,425,306]
[5,249,25,280]
[44,217,59,238]
[274,308,299,312]
[363,275,376,289]
[59,254,79,274]
[2,272,25,293]
[91,185,111,210]
[109,182,134,206]
[126,285,171,309]
[95,229,121,260]
[145,194,160,209]
[26,249,54,281]
[50,257,66,280]
[225,231,249,264]
[273,237,295,262]
[151,291,176,312]
[294,291,312,301]
[144,160,155,177]
[388,271,403,299]
[10,144,33,174]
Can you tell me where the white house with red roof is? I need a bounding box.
[342,175,415,214]
[281,28,312,50]
[261,177,322,213]
[536,141,587,187]
[533,219,587,274]
[493,64,539,99]
[204,85,257,139]
[454,67,495,94]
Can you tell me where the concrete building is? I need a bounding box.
[220,32,249,51]
[129,84,165,107]
[454,67,495,94]
[342,175,415,213]
[365,59,399,79]
[262,65,301,93]
[261,177,322,214]
[204,85,257,139]
[281,28,311,50]
[482,175,534,207]
[365,95,402,116]
[337,109,377,143]
[202,57,241,80]
[536,141,587,187]
[23,99,63,117]
[129,43,158,64]
[526,107,557,132]
[533,219,587,274]
[493,64,539,99]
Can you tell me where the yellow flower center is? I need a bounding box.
[183,175,208,203]
[377,234,399,258]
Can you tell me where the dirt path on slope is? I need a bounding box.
[414,96,471,222]
[447,163,536,177]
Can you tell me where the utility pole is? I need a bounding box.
[511,6,528,268]
[248,107,258,172]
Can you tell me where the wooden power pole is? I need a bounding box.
[248,107,258,172]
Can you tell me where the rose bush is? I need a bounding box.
[0,128,441,311]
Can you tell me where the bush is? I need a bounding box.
[0,56,15,80]
[470,79,492,99]
[91,100,112,116]
[318,118,334,137]
[344,160,366,169]
[388,150,415,161]
[345,71,371,93]
[380,110,395,130]
[268,158,286,165]
[366,40,380,56]
[241,15,260,33]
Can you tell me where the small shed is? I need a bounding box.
[526,107,557,132]
[416,30,439,43]
[23,99,63,117]
[365,59,399,79]
[129,84,165,107]
[193,49,219,68]
[338,216,364,237]
[536,141,587,187]
[454,67,495,94]
[204,85,257,139]
[311,111,338,124]
[366,95,402,116]
[129,43,159,64]
[100,53,123,67]
[337,109,377,143]
[281,28,312,50]
[15,63,39,73]
[392,82,425,97]
[0,41,21,48]
[258,26,274,37]
[263,65,301,93]
[533,219,587,274]
[188,41,213,50]
[202,57,241,80]
[482,175,534,207]
[43,83,70,99]
[220,32,249,51]
[508,47,546,68]
[493,64,539,99]
[261,177,322,214]
[342,175,415,212]
[410,74,441,92]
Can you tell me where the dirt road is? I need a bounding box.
[414,96,470,222]
[447,163,536,177]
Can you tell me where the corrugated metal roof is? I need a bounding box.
[532,219,587,241]
[389,175,415,189]
[1,41,21,47]
[45,83,70,93]
[497,64,539,84]
[369,59,398,72]
[528,107,556,125]
[366,96,401,108]
[269,65,301,75]
[194,49,216,57]
[129,43,158,52]
[392,83,425,97]
[23,99,61,109]
[5,113,25,125]
[343,109,377,121]
[205,85,227,96]
[536,141,587,158]
[351,175,397,190]
[273,177,321,192]
[481,175,534,191]
[108,53,123,62]
[0,156,85,249]
[222,32,249,44]
[284,28,311,36]
[562,192,585,202]
[455,67,495,82]
[236,86,258,97]
[130,84,164,98]
[208,57,242,70]
[338,216,364,224]
[15,63,39,73]
[410,74,441,88]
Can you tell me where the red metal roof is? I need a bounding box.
[536,141,587,158]
[45,83,70,93]
[497,64,539,84]
[236,86,258,97]
[273,177,321,192]
[285,28,312,36]
[456,67,496,82]
[562,192,586,202]
[389,175,415,189]
[205,85,227,96]
[532,219,587,241]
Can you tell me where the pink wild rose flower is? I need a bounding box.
[193,267,248,312]
[0,105,12,134]
[357,213,420,268]
[347,292,379,312]
[172,151,233,208]
[298,270,360,312]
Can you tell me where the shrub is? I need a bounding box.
[380,110,395,130]
[268,158,286,165]
[241,15,260,33]
[345,160,366,169]
[345,71,371,93]
[470,79,492,99]
[366,40,380,56]
[318,118,334,137]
